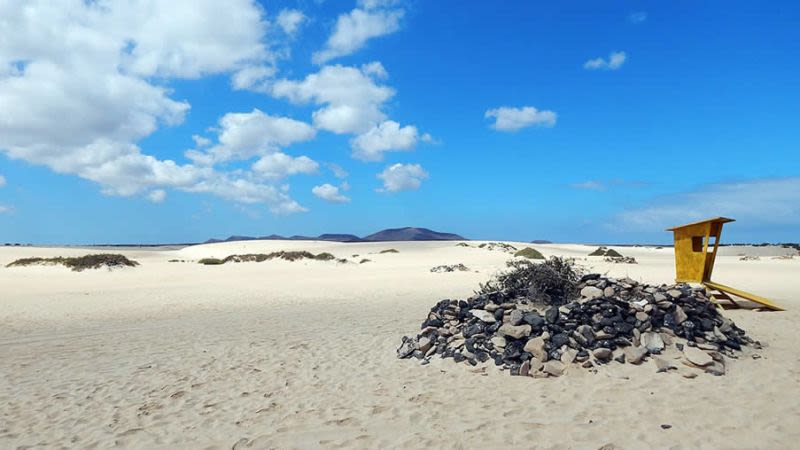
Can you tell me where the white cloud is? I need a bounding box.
[312,183,351,203]
[351,120,418,161]
[312,6,403,64]
[377,163,428,192]
[613,178,800,231]
[192,135,211,148]
[0,0,310,214]
[571,181,606,191]
[277,9,306,36]
[186,109,316,165]
[358,0,400,8]
[628,12,648,24]
[231,65,276,91]
[252,152,319,180]
[485,106,557,131]
[0,175,5,187]
[147,189,167,203]
[327,163,349,179]
[187,175,307,214]
[584,51,627,70]
[361,61,388,79]
[0,205,10,214]
[271,64,395,134]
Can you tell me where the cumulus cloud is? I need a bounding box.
[327,163,349,179]
[628,12,648,24]
[186,109,316,165]
[613,177,800,231]
[0,0,310,214]
[147,189,167,203]
[571,181,606,191]
[271,63,395,134]
[485,106,557,131]
[252,152,319,180]
[584,51,627,70]
[351,120,418,161]
[376,163,428,192]
[312,183,351,203]
[312,4,403,64]
[277,9,306,35]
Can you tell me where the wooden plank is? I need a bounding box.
[703,281,785,311]
[666,217,735,231]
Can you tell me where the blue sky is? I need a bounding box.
[0,0,798,244]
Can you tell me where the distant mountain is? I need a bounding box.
[204,227,464,244]
[362,227,465,242]
[203,235,261,244]
[531,240,553,244]
[317,234,364,242]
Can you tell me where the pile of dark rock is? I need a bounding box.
[398,272,754,378]
[431,264,470,273]
[604,256,638,264]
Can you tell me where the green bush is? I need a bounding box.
[379,248,399,254]
[198,258,224,265]
[478,257,582,306]
[514,247,545,259]
[359,258,371,264]
[604,248,623,258]
[7,254,139,271]
[197,251,340,265]
[588,247,607,256]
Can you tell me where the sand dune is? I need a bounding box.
[1,241,798,449]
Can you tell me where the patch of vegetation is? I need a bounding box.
[198,251,341,265]
[477,242,518,252]
[168,259,186,263]
[359,258,371,264]
[478,257,582,306]
[588,246,623,257]
[456,242,471,247]
[379,249,399,254]
[7,254,139,271]
[514,247,545,260]
[198,258,224,265]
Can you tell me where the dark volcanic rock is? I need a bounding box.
[398,266,753,379]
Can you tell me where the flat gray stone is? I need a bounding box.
[561,348,578,364]
[523,336,548,361]
[624,345,648,364]
[642,332,665,353]
[498,323,532,340]
[667,289,683,299]
[683,346,713,367]
[543,360,565,377]
[470,309,496,323]
[506,309,524,326]
[673,306,688,325]
[592,347,612,361]
[580,286,604,300]
[490,336,507,349]
[417,336,432,354]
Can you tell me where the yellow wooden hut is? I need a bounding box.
[667,217,784,311]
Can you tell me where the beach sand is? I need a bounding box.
[1,241,798,449]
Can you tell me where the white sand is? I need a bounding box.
[1,241,798,449]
